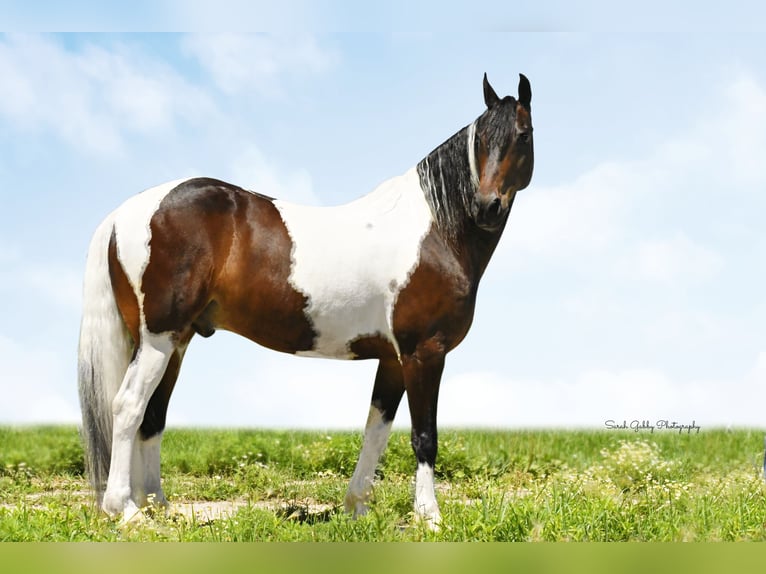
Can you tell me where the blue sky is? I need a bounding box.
[2,11,766,429]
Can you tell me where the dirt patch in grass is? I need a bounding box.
[1,488,336,527]
[170,498,336,524]
[169,499,250,523]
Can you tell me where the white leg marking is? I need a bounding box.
[345,406,393,516]
[414,462,441,530]
[102,332,174,520]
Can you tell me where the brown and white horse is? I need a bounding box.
[78,73,534,527]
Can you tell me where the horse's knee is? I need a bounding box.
[139,351,182,440]
[113,335,175,429]
[112,384,157,438]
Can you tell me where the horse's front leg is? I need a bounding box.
[345,358,404,516]
[402,340,446,530]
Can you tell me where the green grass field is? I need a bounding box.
[1,426,765,541]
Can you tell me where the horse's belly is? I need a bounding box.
[294,278,395,359]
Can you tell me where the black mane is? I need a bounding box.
[416,125,476,245]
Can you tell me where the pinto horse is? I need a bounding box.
[78,73,534,527]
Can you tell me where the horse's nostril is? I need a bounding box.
[488,197,501,216]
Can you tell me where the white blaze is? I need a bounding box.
[274,167,433,359]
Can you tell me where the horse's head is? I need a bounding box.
[470,73,534,232]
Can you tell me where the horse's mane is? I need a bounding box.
[416,124,476,246]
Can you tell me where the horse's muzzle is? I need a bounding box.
[472,195,508,232]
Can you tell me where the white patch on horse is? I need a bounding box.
[414,461,441,528]
[112,178,191,327]
[274,167,433,359]
[345,406,393,516]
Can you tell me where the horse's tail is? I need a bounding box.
[77,214,132,502]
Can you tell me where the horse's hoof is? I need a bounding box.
[343,494,369,518]
[414,510,442,532]
[118,502,145,526]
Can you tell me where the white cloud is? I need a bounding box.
[438,353,766,429]
[721,74,766,186]
[223,361,373,429]
[7,327,763,429]
[0,243,82,311]
[629,232,724,284]
[16,263,82,310]
[228,145,321,205]
[642,309,726,350]
[438,369,677,429]
[503,70,766,274]
[182,33,338,97]
[166,335,375,429]
[0,335,80,424]
[0,34,217,155]
[505,160,637,260]
[163,336,765,430]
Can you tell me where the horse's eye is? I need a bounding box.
[518,132,530,144]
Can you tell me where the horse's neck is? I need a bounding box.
[414,125,507,282]
[464,222,507,281]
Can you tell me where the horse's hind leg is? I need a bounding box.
[133,338,191,510]
[102,331,175,521]
[345,359,405,516]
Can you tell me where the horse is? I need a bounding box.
[77,73,534,528]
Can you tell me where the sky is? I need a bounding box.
[2,5,766,430]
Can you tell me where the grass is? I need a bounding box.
[1,426,765,541]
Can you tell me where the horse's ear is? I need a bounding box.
[483,73,500,108]
[518,73,531,108]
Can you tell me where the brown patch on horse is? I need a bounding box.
[392,228,475,357]
[211,193,317,353]
[140,178,316,353]
[479,151,517,202]
[140,179,234,337]
[108,228,140,350]
[515,103,531,130]
[349,333,399,361]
